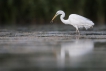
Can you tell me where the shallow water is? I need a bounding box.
[0,24,106,70]
[0,36,106,71]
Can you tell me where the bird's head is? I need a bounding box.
[51,10,64,23]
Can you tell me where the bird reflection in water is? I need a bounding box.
[56,39,94,67]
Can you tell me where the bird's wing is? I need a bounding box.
[69,14,94,29]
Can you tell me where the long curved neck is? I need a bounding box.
[60,12,68,24]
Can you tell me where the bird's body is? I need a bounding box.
[68,14,94,29]
[51,10,94,35]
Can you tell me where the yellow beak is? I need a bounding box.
[50,14,58,23]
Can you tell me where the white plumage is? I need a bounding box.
[69,14,94,29]
[51,10,94,35]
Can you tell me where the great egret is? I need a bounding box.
[51,10,94,35]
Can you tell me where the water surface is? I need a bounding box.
[0,36,106,71]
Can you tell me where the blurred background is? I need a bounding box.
[1,1,106,71]
[0,0,106,26]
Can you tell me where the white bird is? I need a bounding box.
[51,10,94,35]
